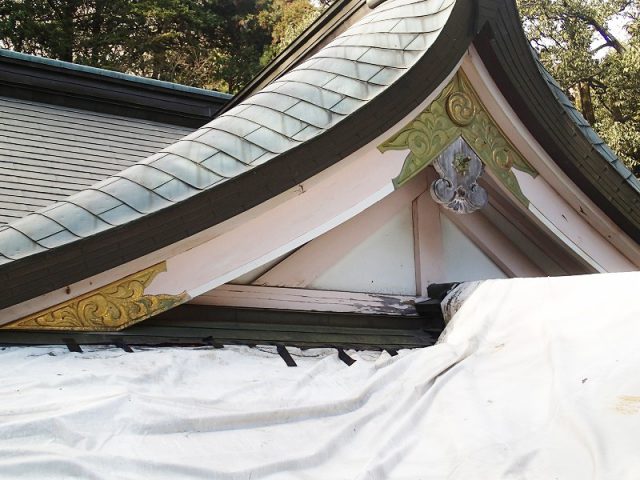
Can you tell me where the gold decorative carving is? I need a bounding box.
[379,72,537,206]
[2,263,189,331]
[446,91,475,126]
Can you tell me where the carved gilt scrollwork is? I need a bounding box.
[2,263,189,331]
[378,72,537,206]
[446,91,475,126]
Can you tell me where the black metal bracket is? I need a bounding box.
[337,348,355,366]
[202,336,225,349]
[114,339,133,353]
[277,345,297,367]
[63,338,83,353]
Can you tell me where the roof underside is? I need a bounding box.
[0,0,637,310]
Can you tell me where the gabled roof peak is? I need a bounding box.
[0,0,458,267]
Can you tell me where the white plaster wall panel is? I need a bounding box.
[309,206,416,295]
[440,213,507,282]
[250,174,427,289]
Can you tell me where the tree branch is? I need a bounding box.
[572,11,625,53]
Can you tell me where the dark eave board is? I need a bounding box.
[475,0,640,243]
[0,305,445,351]
[0,49,231,128]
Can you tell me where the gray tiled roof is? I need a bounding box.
[0,0,457,265]
[0,96,193,224]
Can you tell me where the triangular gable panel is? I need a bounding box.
[226,170,512,297]
[440,214,506,282]
[308,205,416,295]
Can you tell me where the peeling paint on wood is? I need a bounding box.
[191,284,419,316]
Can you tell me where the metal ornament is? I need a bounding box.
[430,138,488,214]
[378,71,537,206]
[366,0,389,7]
[2,262,189,331]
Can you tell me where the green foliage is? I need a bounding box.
[258,0,322,65]
[0,0,324,93]
[518,0,640,171]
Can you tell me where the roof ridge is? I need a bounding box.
[0,48,232,100]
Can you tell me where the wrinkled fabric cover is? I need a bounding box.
[1,271,639,479]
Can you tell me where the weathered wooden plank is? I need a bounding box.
[156,305,443,330]
[192,284,419,316]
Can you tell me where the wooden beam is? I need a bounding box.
[253,173,427,288]
[191,284,419,317]
[413,168,446,295]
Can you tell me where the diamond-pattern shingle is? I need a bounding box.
[0,0,458,264]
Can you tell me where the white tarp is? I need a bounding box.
[1,271,640,479]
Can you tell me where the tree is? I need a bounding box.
[518,0,640,171]
[258,0,323,65]
[0,0,325,93]
[0,0,136,65]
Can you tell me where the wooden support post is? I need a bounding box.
[413,168,445,296]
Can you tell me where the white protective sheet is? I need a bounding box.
[1,271,640,479]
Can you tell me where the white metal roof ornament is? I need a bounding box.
[430,137,488,214]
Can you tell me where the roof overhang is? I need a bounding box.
[0,0,637,322]
[0,49,230,127]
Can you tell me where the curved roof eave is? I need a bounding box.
[1,0,638,311]
[0,0,476,309]
[474,0,640,243]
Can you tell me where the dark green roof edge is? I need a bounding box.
[474,0,640,243]
[0,305,444,350]
[535,54,640,194]
[0,48,231,100]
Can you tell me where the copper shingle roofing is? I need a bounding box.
[0,0,456,264]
